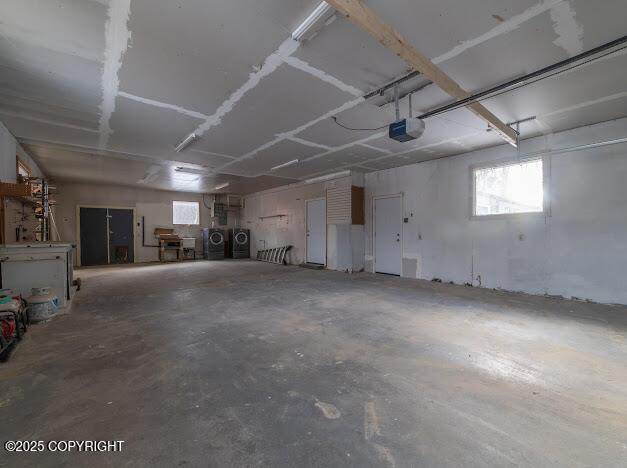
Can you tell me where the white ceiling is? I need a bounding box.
[1,0,626,194]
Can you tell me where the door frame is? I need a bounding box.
[76,205,137,267]
[305,197,327,266]
[372,193,403,275]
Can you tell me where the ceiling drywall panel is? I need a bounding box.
[1,115,100,149]
[0,0,626,194]
[320,144,388,165]
[540,96,627,138]
[298,101,394,147]
[184,150,236,170]
[272,144,382,179]
[0,0,106,62]
[221,140,322,177]
[366,0,540,62]
[24,143,293,194]
[0,0,105,119]
[192,64,356,157]
[292,14,408,94]
[0,47,103,120]
[107,97,204,160]
[571,0,627,51]
[0,92,99,132]
[484,50,627,133]
[118,0,315,115]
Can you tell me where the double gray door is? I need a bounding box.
[80,207,134,266]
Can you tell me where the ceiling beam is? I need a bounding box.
[325,0,518,146]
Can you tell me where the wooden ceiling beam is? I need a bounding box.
[325,0,518,146]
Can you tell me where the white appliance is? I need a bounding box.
[181,237,196,249]
[0,243,74,308]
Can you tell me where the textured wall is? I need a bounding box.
[365,118,627,305]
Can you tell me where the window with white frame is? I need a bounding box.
[473,159,544,217]
[173,201,200,225]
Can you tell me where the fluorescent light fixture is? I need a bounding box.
[292,2,335,42]
[175,133,198,152]
[214,182,230,191]
[305,170,351,184]
[175,166,210,176]
[270,159,299,171]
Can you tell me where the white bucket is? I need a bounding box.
[27,287,59,322]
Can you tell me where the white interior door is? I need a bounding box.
[374,196,402,275]
[306,198,326,265]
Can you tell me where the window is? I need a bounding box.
[473,159,544,217]
[173,201,200,225]
[17,159,31,179]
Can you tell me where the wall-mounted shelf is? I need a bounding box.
[259,214,287,220]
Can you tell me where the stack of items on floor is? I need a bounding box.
[0,290,29,362]
[0,287,63,362]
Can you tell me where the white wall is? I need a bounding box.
[365,118,627,305]
[241,179,329,265]
[1,121,46,242]
[54,181,235,264]
[241,175,363,269]
[0,122,17,183]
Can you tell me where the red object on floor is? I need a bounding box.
[1,318,16,340]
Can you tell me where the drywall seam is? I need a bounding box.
[118,92,208,120]
[301,89,627,172]
[249,131,388,178]
[0,23,103,63]
[0,109,99,133]
[216,97,365,169]
[98,0,132,149]
[297,131,483,180]
[282,97,365,138]
[192,38,300,138]
[16,136,211,169]
[303,131,387,163]
[542,92,627,118]
[214,1,564,177]
[549,1,584,56]
[432,0,564,64]
[189,148,237,160]
[359,143,393,154]
[285,136,333,150]
[361,131,484,163]
[283,56,363,96]
[137,165,162,184]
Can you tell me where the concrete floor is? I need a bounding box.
[1,260,626,467]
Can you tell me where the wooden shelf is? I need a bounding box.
[8,195,40,207]
[0,182,31,197]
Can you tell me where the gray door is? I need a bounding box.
[80,208,108,266]
[80,208,134,266]
[108,209,134,264]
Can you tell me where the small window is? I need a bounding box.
[17,159,31,179]
[173,201,200,225]
[473,159,544,217]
